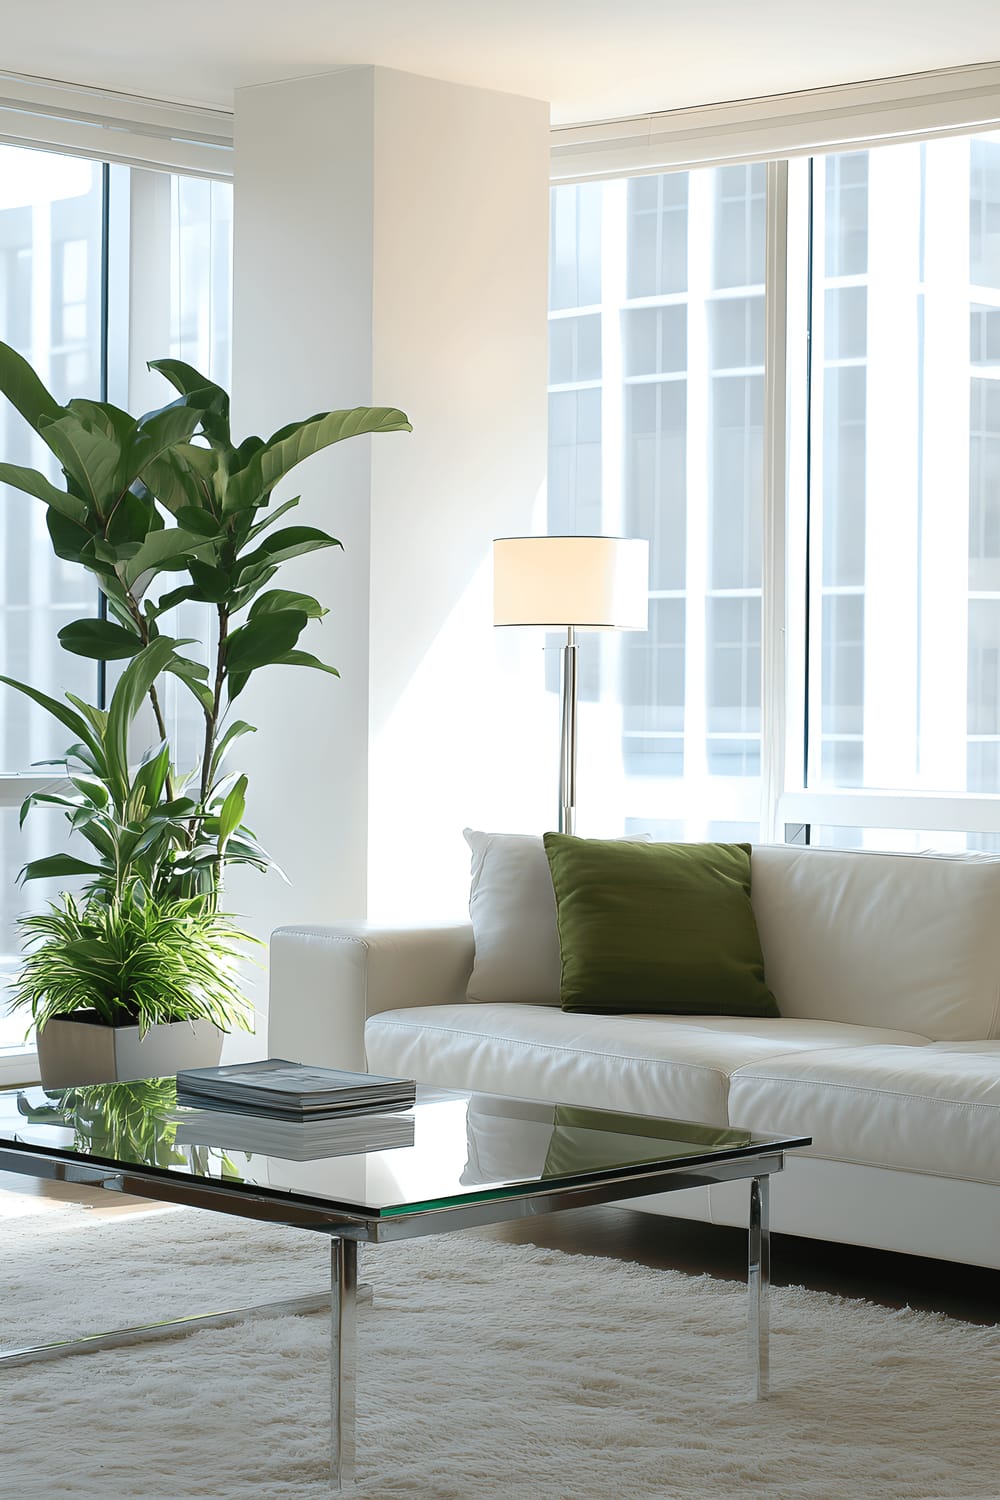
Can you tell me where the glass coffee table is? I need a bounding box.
[0,1079,809,1491]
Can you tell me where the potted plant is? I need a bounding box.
[0,344,410,1086]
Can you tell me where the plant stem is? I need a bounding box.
[123,594,176,804]
[198,604,229,906]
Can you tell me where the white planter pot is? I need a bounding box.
[36,1014,224,1090]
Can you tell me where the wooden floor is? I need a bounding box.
[3,1169,997,1326]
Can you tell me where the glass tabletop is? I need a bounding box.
[0,1079,808,1221]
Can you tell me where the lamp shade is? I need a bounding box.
[493,535,649,630]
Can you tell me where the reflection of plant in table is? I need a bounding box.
[18,1077,242,1178]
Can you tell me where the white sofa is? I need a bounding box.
[268,844,1000,1271]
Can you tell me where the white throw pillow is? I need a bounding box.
[463,829,648,1006]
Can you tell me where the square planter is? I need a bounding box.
[36,1014,224,1090]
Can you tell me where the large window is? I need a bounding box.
[0,146,232,1053]
[548,129,1000,851]
[548,166,766,840]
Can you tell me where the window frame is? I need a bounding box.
[0,136,232,1080]
[549,106,1000,852]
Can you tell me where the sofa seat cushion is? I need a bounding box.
[728,1044,1000,1184]
[364,1004,931,1127]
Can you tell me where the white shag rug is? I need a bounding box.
[1,1196,998,1500]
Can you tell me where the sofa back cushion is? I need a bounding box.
[464,829,649,1005]
[750,845,1000,1040]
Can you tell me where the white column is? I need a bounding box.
[230,67,550,964]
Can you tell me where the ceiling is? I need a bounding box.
[6,0,1000,125]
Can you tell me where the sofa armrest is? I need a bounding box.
[268,921,475,1072]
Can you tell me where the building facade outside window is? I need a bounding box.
[548,130,1000,852]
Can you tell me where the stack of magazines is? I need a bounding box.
[173,1107,416,1162]
[175,1058,416,1118]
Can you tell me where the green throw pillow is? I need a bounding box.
[542,835,779,1017]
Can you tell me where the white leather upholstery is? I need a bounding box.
[750,844,1000,1039]
[728,1043,1000,1183]
[639,1157,1000,1271]
[364,1004,930,1126]
[269,922,474,1072]
[269,843,1000,1268]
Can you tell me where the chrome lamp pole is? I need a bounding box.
[493,535,649,835]
[559,624,579,835]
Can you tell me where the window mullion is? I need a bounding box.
[759,159,789,841]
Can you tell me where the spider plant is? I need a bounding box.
[9,886,255,1036]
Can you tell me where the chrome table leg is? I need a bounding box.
[331,1237,358,1491]
[748,1175,770,1400]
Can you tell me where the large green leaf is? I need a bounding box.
[224,610,308,678]
[127,399,204,486]
[104,637,194,803]
[64,693,108,735]
[0,676,103,761]
[248,589,327,621]
[217,774,248,849]
[105,493,162,551]
[58,619,143,661]
[67,399,135,447]
[45,507,94,564]
[129,743,172,817]
[148,359,232,447]
[224,406,411,512]
[166,655,214,711]
[174,506,222,538]
[19,854,107,883]
[236,525,341,578]
[208,720,255,785]
[273,649,340,676]
[35,413,124,512]
[122,527,213,592]
[0,339,62,431]
[137,454,206,517]
[68,774,110,808]
[0,462,89,523]
[243,494,301,544]
[188,559,230,602]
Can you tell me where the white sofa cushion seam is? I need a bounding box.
[730,1071,1000,1111]
[366,1018,728,1077]
[781,1148,1000,1185]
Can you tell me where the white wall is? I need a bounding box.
[366,69,551,919]
[228,66,550,1040]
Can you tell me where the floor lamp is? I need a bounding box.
[493,535,649,835]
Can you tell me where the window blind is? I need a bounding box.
[551,60,1000,183]
[0,71,232,179]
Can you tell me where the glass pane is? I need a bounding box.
[808,136,1000,794]
[0,1082,802,1210]
[707,596,761,736]
[970,138,1000,290]
[0,146,102,771]
[549,314,602,383]
[628,172,688,297]
[713,164,766,289]
[549,166,764,839]
[623,305,686,376]
[550,183,603,311]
